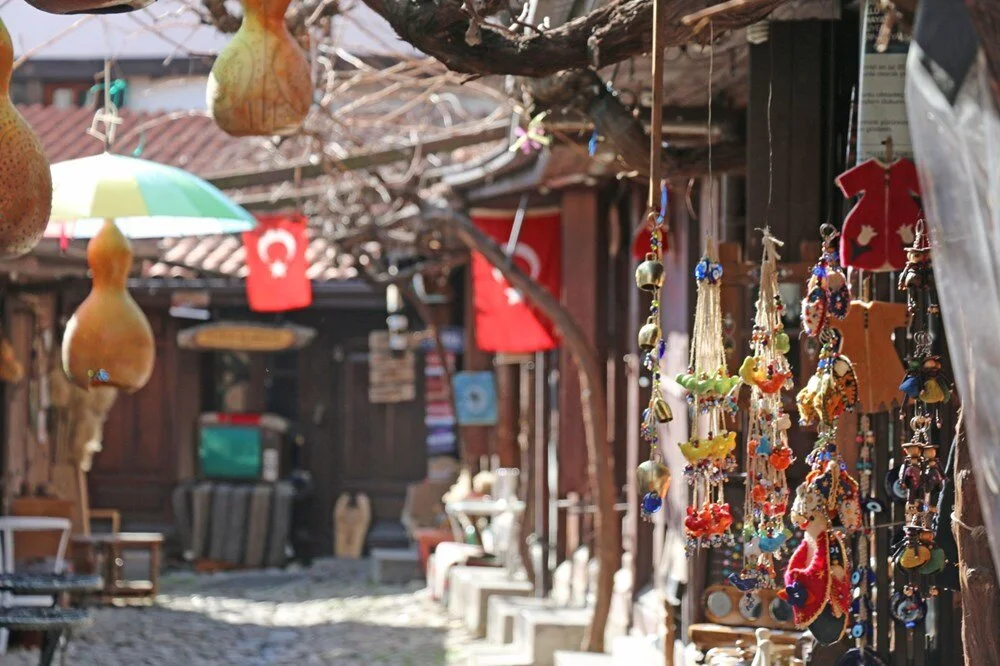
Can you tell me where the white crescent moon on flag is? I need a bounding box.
[492,242,542,284]
[257,228,297,263]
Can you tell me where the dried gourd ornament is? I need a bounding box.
[62,220,155,393]
[0,18,52,259]
[23,0,154,15]
[207,0,312,136]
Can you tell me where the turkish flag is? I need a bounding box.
[243,213,312,312]
[471,208,561,353]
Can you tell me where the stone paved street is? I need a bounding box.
[5,559,475,665]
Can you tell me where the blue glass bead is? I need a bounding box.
[641,492,662,515]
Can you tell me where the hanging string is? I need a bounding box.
[707,21,715,235]
[766,36,774,226]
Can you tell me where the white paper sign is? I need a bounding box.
[856,1,912,160]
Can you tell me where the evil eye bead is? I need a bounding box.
[851,570,862,585]
[641,492,663,517]
[864,497,886,514]
[851,622,866,639]
[694,258,710,282]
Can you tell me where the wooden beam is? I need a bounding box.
[206,120,511,191]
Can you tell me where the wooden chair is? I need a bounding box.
[0,517,71,655]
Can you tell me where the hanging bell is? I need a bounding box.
[637,459,671,498]
[635,253,665,292]
[637,317,661,352]
[651,395,673,423]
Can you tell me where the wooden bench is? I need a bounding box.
[70,533,163,601]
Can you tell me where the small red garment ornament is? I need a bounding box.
[243,213,312,312]
[836,158,922,272]
[471,208,561,353]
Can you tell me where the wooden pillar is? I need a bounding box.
[557,187,604,563]
[495,364,519,468]
[558,187,602,498]
[462,265,491,466]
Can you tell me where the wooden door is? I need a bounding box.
[338,347,426,526]
[88,312,181,527]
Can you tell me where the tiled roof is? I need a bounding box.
[17,104,267,175]
[18,104,358,283]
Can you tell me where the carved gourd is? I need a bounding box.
[0,19,52,259]
[62,220,155,393]
[207,0,312,136]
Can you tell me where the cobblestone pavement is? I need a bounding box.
[5,559,475,665]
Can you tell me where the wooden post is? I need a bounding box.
[952,410,1000,666]
[462,266,492,466]
[559,188,602,498]
[495,364,519,468]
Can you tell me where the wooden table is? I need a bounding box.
[70,533,163,601]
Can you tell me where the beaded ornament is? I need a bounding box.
[676,239,737,554]
[730,230,795,596]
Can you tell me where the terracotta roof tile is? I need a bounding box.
[19,105,362,284]
[17,104,266,175]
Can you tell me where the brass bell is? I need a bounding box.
[637,317,661,352]
[651,395,673,423]
[635,253,665,292]
[637,459,671,497]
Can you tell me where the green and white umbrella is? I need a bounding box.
[45,152,256,239]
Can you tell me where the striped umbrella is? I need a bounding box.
[45,152,256,239]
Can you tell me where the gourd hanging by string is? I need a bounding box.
[0,18,52,259]
[62,220,155,393]
[676,239,738,554]
[730,230,794,594]
[23,0,153,15]
[207,0,312,137]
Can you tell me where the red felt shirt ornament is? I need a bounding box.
[836,158,923,272]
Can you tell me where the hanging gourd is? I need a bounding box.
[207,0,312,137]
[62,220,154,393]
[23,0,154,15]
[0,19,52,259]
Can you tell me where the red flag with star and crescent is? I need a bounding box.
[243,213,313,312]
[471,208,561,353]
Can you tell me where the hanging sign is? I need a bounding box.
[368,331,416,403]
[452,371,498,426]
[856,1,913,160]
[178,321,315,351]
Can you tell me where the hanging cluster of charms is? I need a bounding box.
[676,241,738,553]
[778,226,862,645]
[796,226,858,446]
[730,231,795,593]
[888,221,951,631]
[634,194,673,520]
[840,415,884,666]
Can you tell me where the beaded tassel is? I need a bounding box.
[731,230,795,594]
[676,238,738,554]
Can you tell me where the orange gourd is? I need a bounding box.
[207,0,312,137]
[0,19,52,259]
[62,220,155,393]
[24,0,153,14]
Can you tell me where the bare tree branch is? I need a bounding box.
[360,0,789,77]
